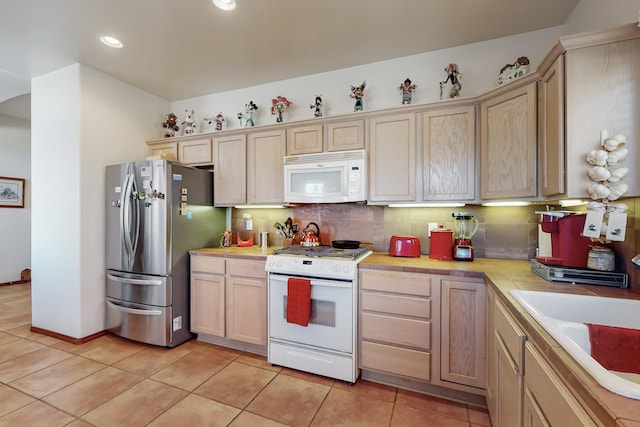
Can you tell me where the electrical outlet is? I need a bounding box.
[428,223,439,237]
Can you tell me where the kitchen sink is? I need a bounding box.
[510,289,640,400]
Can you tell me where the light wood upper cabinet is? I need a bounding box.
[286,125,323,155]
[326,120,365,152]
[147,140,178,161]
[422,106,476,201]
[178,138,213,165]
[538,55,565,198]
[440,278,486,390]
[368,113,417,202]
[247,129,286,204]
[480,81,537,200]
[213,134,246,206]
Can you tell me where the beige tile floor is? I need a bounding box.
[0,283,492,426]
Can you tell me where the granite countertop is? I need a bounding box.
[189,245,640,425]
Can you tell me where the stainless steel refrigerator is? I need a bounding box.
[105,160,225,347]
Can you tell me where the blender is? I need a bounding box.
[452,213,479,261]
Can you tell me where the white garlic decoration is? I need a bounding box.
[585,130,630,243]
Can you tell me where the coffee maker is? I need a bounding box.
[535,212,591,268]
[452,213,479,261]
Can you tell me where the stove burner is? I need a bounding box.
[272,245,369,260]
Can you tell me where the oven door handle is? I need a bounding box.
[269,274,352,288]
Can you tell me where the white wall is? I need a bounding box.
[0,114,30,283]
[31,64,168,338]
[563,0,640,35]
[170,27,563,129]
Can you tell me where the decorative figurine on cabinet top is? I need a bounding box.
[310,94,323,118]
[440,64,462,99]
[497,56,530,85]
[161,112,180,138]
[214,113,227,131]
[181,109,197,135]
[350,81,366,112]
[271,96,292,123]
[399,78,417,105]
[202,116,215,133]
[244,101,258,126]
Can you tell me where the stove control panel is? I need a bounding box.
[265,252,371,281]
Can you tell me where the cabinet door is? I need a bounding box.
[326,120,365,152]
[422,106,476,201]
[213,134,247,206]
[148,141,178,161]
[178,138,213,165]
[480,82,537,199]
[247,130,286,204]
[286,125,323,155]
[538,55,565,198]
[495,332,524,426]
[523,342,597,427]
[226,275,267,345]
[440,279,486,389]
[190,272,225,337]
[368,113,417,202]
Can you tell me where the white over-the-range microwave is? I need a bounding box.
[284,150,367,204]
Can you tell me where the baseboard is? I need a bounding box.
[30,326,107,345]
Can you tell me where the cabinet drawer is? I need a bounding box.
[361,291,430,318]
[361,312,430,349]
[360,270,431,296]
[191,256,225,274]
[226,259,266,279]
[495,300,526,373]
[361,341,430,381]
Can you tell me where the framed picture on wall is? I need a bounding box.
[0,177,25,208]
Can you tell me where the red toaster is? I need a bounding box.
[389,235,421,257]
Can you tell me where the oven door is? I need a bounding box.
[268,273,353,353]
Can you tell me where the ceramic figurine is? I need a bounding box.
[236,111,245,127]
[399,78,417,105]
[350,81,366,112]
[245,101,258,126]
[309,94,323,118]
[271,96,292,123]
[161,112,180,138]
[497,57,530,85]
[439,64,462,99]
[202,117,216,133]
[214,112,226,131]
[181,109,197,135]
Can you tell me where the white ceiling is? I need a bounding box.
[0,0,579,109]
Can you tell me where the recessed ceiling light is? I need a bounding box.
[99,35,123,48]
[213,0,236,11]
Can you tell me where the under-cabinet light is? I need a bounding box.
[559,199,586,207]
[99,35,123,48]
[234,205,285,209]
[387,203,466,208]
[481,201,531,207]
[213,0,236,11]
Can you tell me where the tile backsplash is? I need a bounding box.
[232,197,640,290]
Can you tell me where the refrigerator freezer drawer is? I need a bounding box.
[106,270,170,306]
[106,298,172,347]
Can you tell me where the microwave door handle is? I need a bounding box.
[107,273,163,286]
[107,300,162,316]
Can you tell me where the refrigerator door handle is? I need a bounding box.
[107,300,162,316]
[107,273,163,286]
[120,171,140,270]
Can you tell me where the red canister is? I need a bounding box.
[430,228,453,260]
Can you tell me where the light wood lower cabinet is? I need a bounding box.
[190,255,266,346]
[359,269,433,382]
[440,278,486,390]
[523,342,596,427]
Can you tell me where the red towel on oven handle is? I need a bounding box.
[286,278,311,327]
[586,323,640,374]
